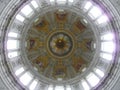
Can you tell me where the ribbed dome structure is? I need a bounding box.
[0,0,120,90]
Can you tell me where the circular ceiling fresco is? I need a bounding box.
[2,0,118,90]
[26,9,96,81]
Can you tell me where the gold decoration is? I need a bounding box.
[78,39,92,52]
[33,56,49,72]
[55,10,68,23]
[72,56,87,72]
[27,38,44,51]
[26,9,95,81]
[33,17,49,33]
[53,61,66,79]
[72,19,86,34]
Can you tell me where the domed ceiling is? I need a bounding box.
[26,9,95,81]
[0,0,119,90]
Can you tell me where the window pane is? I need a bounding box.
[57,0,66,2]
[101,33,114,41]
[15,67,24,76]
[48,86,53,90]
[86,73,100,87]
[88,6,102,19]
[82,67,87,72]
[57,78,62,81]
[20,72,32,86]
[81,80,90,90]
[16,14,25,22]
[57,0,66,4]
[94,68,104,77]
[101,42,115,53]
[29,80,38,90]
[68,0,73,3]
[7,40,19,50]
[96,14,109,24]
[100,53,113,61]
[83,19,88,24]
[21,5,33,16]
[31,1,38,8]
[8,52,18,58]
[8,32,18,38]
[66,86,71,90]
[94,43,96,49]
[50,0,55,2]
[84,2,92,10]
[55,86,64,90]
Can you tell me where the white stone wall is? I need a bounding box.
[0,77,9,90]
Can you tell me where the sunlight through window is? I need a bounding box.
[94,68,104,78]
[100,53,113,61]
[83,19,88,24]
[7,40,19,50]
[96,14,109,24]
[31,0,38,8]
[101,33,114,41]
[8,32,18,38]
[57,0,66,4]
[20,72,32,86]
[48,86,53,90]
[55,86,64,90]
[15,67,24,76]
[94,43,96,49]
[66,86,71,90]
[88,6,102,19]
[29,80,38,90]
[68,0,73,3]
[16,14,25,22]
[8,52,18,58]
[21,5,33,16]
[101,42,115,53]
[81,80,90,90]
[86,73,100,87]
[84,1,92,10]
[50,0,55,2]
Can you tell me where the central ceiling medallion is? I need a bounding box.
[47,31,74,58]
